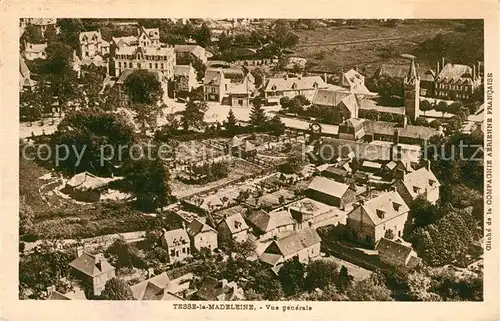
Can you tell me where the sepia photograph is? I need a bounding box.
[16,17,488,303]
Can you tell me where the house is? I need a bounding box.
[435,60,482,100]
[28,18,57,39]
[23,42,47,60]
[288,197,344,228]
[306,176,357,208]
[79,30,110,58]
[130,271,192,300]
[112,35,139,48]
[136,26,161,47]
[160,227,192,263]
[359,160,383,174]
[392,164,440,205]
[341,69,375,96]
[193,277,245,301]
[375,238,421,268]
[383,156,414,180]
[321,165,349,182]
[46,285,87,300]
[264,75,328,104]
[115,69,169,105]
[20,57,36,91]
[114,45,176,80]
[217,213,249,245]
[173,64,197,98]
[174,45,208,64]
[246,209,296,240]
[311,88,360,124]
[346,191,410,247]
[203,68,225,102]
[60,171,119,202]
[68,249,116,297]
[227,75,256,107]
[259,228,321,267]
[186,218,218,253]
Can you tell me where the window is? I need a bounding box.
[149,63,153,69]
[170,249,175,256]
[161,63,164,69]
[413,186,420,194]
[155,63,158,69]
[129,62,133,68]
[182,248,186,253]
[137,63,141,68]
[118,62,121,68]
[238,99,243,106]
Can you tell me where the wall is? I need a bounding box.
[347,206,376,246]
[374,212,409,242]
[193,231,218,252]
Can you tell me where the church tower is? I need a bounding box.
[403,58,420,122]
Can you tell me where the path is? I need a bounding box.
[295,35,420,48]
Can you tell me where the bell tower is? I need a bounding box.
[403,57,420,122]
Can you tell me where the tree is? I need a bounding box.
[280,96,291,110]
[225,108,238,135]
[384,229,395,240]
[44,24,58,43]
[435,101,449,117]
[336,265,353,292]
[278,257,306,296]
[193,23,212,47]
[288,97,304,114]
[267,114,286,138]
[278,153,305,174]
[346,278,393,301]
[429,119,442,130]
[50,109,136,176]
[19,196,35,238]
[250,68,267,88]
[249,99,268,129]
[252,269,284,300]
[374,76,403,105]
[414,116,429,126]
[121,153,172,212]
[304,260,338,291]
[107,236,134,268]
[98,278,135,300]
[419,100,433,116]
[181,100,208,130]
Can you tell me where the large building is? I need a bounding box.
[79,30,110,58]
[347,191,410,247]
[435,61,482,100]
[246,209,296,241]
[160,228,192,264]
[113,26,175,80]
[392,164,441,205]
[263,75,328,104]
[306,176,357,208]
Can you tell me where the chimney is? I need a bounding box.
[148,267,155,279]
[182,221,186,230]
[436,61,440,74]
[472,64,476,80]
[324,72,327,83]
[76,246,84,257]
[402,116,408,128]
[46,285,56,296]
[284,74,288,80]
[355,65,359,72]
[426,159,431,171]
[441,57,445,70]
[393,129,399,144]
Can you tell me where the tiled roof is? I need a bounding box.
[186,218,216,237]
[69,252,115,277]
[375,238,414,260]
[377,64,413,79]
[203,68,224,85]
[162,228,190,248]
[174,64,195,76]
[358,191,409,226]
[312,88,351,107]
[362,120,440,140]
[323,165,348,176]
[112,36,139,47]
[399,167,440,198]
[247,209,296,233]
[175,45,205,56]
[272,228,321,257]
[130,272,170,300]
[358,100,406,115]
[437,63,474,82]
[264,76,327,92]
[307,176,350,198]
[220,213,249,234]
[259,253,282,266]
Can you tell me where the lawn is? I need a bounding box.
[293,20,460,75]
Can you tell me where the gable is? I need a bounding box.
[348,205,375,226]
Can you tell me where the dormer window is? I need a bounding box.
[271,84,277,91]
[413,186,420,194]
[313,82,318,88]
[291,83,297,89]
[429,179,435,187]
[392,202,401,212]
[376,210,385,219]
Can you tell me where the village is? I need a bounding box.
[19,18,484,301]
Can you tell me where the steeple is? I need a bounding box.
[407,58,418,80]
[403,55,420,122]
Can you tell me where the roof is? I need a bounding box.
[130,272,170,300]
[361,160,382,169]
[343,69,374,94]
[203,68,224,85]
[24,42,47,53]
[112,36,139,47]
[307,176,350,198]
[406,59,418,80]
[174,64,195,76]
[322,165,348,177]
[69,252,115,277]
[219,213,249,234]
[138,26,160,41]
[358,191,410,226]
[267,228,321,257]
[375,238,414,261]
[79,31,103,43]
[312,88,352,107]
[186,218,216,237]
[259,253,282,266]
[437,63,474,82]
[247,210,296,233]
[115,45,174,57]
[358,100,406,115]
[162,228,190,248]
[320,137,394,161]
[264,76,327,92]
[47,291,72,300]
[65,172,112,190]
[399,166,441,198]
[174,45,205,56]
[30,18,56,26]
[20,56,31,79]
[362,120,439,141]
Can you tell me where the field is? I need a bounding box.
[292,20,460,75]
